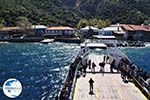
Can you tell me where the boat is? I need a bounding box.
[40,39,54,44]
[80,42,107,49]
[0,41,9,44]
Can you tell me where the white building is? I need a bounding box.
[80,26,99,38]
[45,26,76,37]
[99,24,126,40]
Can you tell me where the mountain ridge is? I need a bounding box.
[0,0,149,27]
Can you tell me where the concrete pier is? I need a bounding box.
[73,54,147,100]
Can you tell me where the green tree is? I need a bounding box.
[77,19,89,29]
[77,18,111,29]
[0,23,4,29]
[96,19,111,28]
[0,0,149,26]
[105,19,111,27]
[144,18,150,25]
[89,18,98,27]
[17,17,32,29]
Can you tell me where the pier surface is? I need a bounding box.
[73,54,147,100]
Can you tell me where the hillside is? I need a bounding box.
[0,0,149,27]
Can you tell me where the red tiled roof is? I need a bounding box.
[47,26,74,31]
[143,26,150,32]
[122,25,150,32]
[122,25,134,31]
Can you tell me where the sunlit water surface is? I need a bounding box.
[0,43,79,100]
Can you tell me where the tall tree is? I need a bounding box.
[0,23,4,29]
[77,19,89,29]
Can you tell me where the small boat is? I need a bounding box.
[80,42,107,49]
[40,39,54,44]
[0,41,9,44]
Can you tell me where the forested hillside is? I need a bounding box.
[0,0,149,27]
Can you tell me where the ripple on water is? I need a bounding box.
[122,47,150,73]
[0,43,79,99]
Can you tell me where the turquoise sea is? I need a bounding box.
[0,43,149,99]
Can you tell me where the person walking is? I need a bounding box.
[89,78,94,94]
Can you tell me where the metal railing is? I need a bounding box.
[118,54,150,99]
[132,76,150,99]
[57,51,81,100]
[69,61,81,100]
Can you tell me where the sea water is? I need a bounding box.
[0,43,150,99]
[0,43,79,100]
[121,47,150,73]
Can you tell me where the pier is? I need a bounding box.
[57,42,150,100]
[73,54,148,100]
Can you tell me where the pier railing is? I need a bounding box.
[132,76,150,99]
[69,60,81,100]
[119,54,150,100]
[56,51,81,100]
[93,39,145,47]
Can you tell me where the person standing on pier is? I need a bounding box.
[110,59,115,73]
[99,62,105,76]
[89,78,94,94]
[103,55,106,63]
[88,59,91,69]
[81,56,88,77]
[92,62,96,73]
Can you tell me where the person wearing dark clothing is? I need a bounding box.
[88,59,91,69]
[110,60,115,73]
[83,65,87,73]
[81,57,88,77]
[99,62,105,71]
[103,55,109,64]
[92,62,96,73]
[103,55,106,62]
[89,78,94,94]
[99,62,105,76]
[106,56,109,63]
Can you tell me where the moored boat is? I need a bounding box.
[40,39,54,44]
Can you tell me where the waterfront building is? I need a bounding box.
[99,24,126,39]
[80,26,99,38]
[45,26,76,38]
[31,25,47,37]
[0,27,24,39]
[121,25,150,41]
